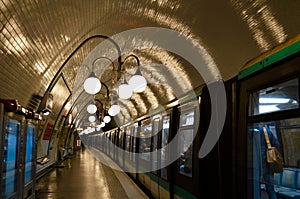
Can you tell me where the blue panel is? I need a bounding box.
[24,123,35,184]
[2,119,20,198]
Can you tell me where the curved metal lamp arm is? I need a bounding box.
[120,54,140,71]
[92,56,116,72]
[95,99,105,121]
[99,81,110,100]
[40,34,121,109]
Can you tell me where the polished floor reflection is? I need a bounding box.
[35,149,129,199]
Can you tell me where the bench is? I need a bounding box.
[36,156,49,165]
[267,168,300,199]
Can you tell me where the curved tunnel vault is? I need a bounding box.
[0,0,300,171]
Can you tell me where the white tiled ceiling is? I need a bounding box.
[0,0,299,125]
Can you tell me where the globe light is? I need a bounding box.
[42,111,50,116]
[83,72,101,95]
[118,83,133,99]
[128,74,147,92]
[100,122,105,128]
[88,115,96,122]
[108,104,120,116]
[87,104,97,114]
[103,115,111,123]
[96,125,101,131]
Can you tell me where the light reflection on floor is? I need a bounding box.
[36,149,111,199]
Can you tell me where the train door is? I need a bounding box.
[110,130,115,158]
[138,118,152,190]
[157,114,171,199]
[149,116,160,198]
[23,118,39,199]
[114,129,119,162]
[124,126,131,171]
[107,132,111,156]
[172,101,200,199]
[130,123,138,180]
[237,50,300,199]
[118,128,125,168]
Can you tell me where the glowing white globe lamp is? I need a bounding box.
[100,122,105,128]
[84,72,101,95]
[108,104,120,116]
[87,104,97,114]
[88,115,96,122]
[103,115,111,123]
[118,83,133,99]
[129,74,147,93]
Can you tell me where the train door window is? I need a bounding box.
[2,119,20,198]
[118,129,125,167]
[178,108,195,178]
[106,133,110,153]
[248,118,300,199]
[24,123,35,184]
[246,77,300,199]
[128,126,134,161]
[180,109,195,126]
[249,78,299,116]
[152,118,160,174]
[111,131,115,157]
[132,124,138,163]
[160,115,170,180]
[139,121,152,161]
[111,131,115,144]
[118,129,123,149]
[125,128,131,152]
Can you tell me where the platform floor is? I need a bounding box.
[35,148,148,199]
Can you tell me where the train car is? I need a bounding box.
[234,36,300,199]
[85,34,300,199]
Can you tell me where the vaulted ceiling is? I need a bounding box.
[1,0,299,127]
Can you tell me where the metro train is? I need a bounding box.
[81,35,300,199]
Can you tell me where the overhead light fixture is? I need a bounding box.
[118,79,133,99]
[100,122,105,128]
[38,92,53,115]
[128,67,147,93]
[68,114,72,124]
[87,104,97,114]
[103,115,111,123]
[42,111,50,116]
[83,57,115,95]
[88,115,96,122]
[118,54,147,99]
[108,104,120,116]
[96,125,101,131]
[84,72,101,95]
[259,98,290,104]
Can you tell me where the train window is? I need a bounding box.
[177,108,195,177]
[178,129,194,177]
[132,125,138,153]
[25,123,36,184]
[249,78,299,116]
[160,115,170,180]
[152,118,160,174]
[118,130,123,149]
[131,125,138,163]
[180,110,195,126]
[125,129,131,152]
[2,119,20,197]
[139,121,152,161]
[248,118,300,198]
